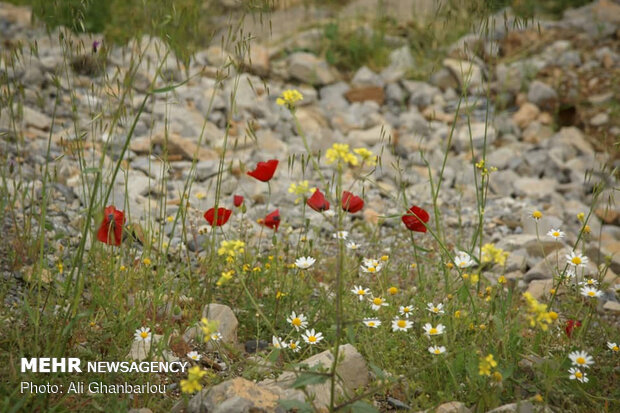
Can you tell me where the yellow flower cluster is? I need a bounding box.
[353,148,377,166]
[326,143,358,166]
[217,240,245,258]
[288,180,315,204]
[276,89,303,110]
[216,270,234,287]
[523,292,558,331]
[200,318,220,342]
[180,366,207,393]
[475,160,497,176]
[479,354,498,376]
[481,243,509,267]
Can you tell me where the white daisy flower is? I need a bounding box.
[547,229,565,240]
[423,323,445,336]
[333,231,348,240]
[454,251,475,269]
[568,350,594,368]
[568,367,589,383]
[272,336,284,349]
[134,327,151,342]
[323,210,336,217]
[295,256,316,269]
[426,303,444,315]
[209,332,223,341]
[351,285,371,301]
[287,311,308,331]
[579,278,598,287]
[369,296,389,311]
[563,266,576,279]
[580,286,603,299]
[399,305,414,318]
[607,342,619,352]
[288,340,301,352]
[566,251,589,268]
[346,241,360,250]
[187,351,201,361]
[363,318,381,328]
[361,258,383,273]
[302,329,324,345]
[391,317,413,332]
[428,346,446,355]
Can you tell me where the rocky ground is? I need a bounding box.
[1,0,620,411]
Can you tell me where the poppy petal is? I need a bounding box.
[247,160,279,182]
[307,189,329,212]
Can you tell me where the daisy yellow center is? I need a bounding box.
[368,267,376,272]
[308,335,316,343]
[404,307,410,313]
[588,291,595,296]
[140,332,148,339]
[576,357,585,365]
[587,280,594,284]
[368,322,375,327]
[191,355,197,359]
[532,211,542,219]
[433,307,439,312]
[572,257,582,265]
[357,290,366,295]
[434,349,441,354]
[613,346,618,351]
[373,298,383,305]
[575,371,583,378]
[429,328,438,335]
[290,343,297,349]
[292,318,301,326]
[397,320,406,328]
[553,231,560,237]
[459,262,466,268]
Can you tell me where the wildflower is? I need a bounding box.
[533,394,544,403]
[119,265,127,272]
[199,318,219,339]
[276,89,303,110]
[392,317,413,332]
[568,350,594,368]
[302,329,324,345]
[370,297,389,311]
[97,205,125,246]
[423,323,445,336]
[479,354,498,376]
[187,351,201,361]
[166,215,174,223]
[180,366,207,393]
[498,275,507,284]
[247,160,279,182]
[523,292,556,331]
[607,342,619,352]
[565,319,581,338]
[579,278,598,287]
[233,195,244,207]
[204,207,233,227]
[346,241,360,250]
[401,205,430,232]
[56,261,63,274]
[583,225,591,234]
[342,191,364,213]
[568,367,588,383]
[289,181,314,204]
[580,286,602,298]
[209,332,223,342]
[218,240,245,258]
[272,336,284,349]
[353,147,377,166]
[142,258,152,266]
[288,340,301,352]
[92,40,101,53]
[216,270,234,287]
[454,251,475,269]
[387,286,399,295]
[323,210,336,217]
[566,251,589,268]
[481,243,509,266]
[427,303,444,315]
[531,210,543,220]
[351,285,371,301]
[287,312,308,331]
[363,318,381,328]
[428,346,446,355]
[295,256,316,269]
[260,209,281,231]
[454,310,461,319]
[547,229,565,240]
[577,212,585,222]
[470,273,479,284]
[276,291,285,299]
[381,255,389,261]
[195,192,206,200]
[326,143,358,166]
[307,189,330,212]
[134,327,151,342]
[333,231,348,240]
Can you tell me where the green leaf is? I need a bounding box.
[279,399,314,413]
[81,167,100,175]
[348,400,380,413]
[291,372,329,389]
[150,79,189,94]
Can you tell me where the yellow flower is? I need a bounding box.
[56,261,63,274]
[481,243,509,266]
[583,225,591,234]
[216,270,235,287]
[522,292,556,331]
[454,310,461,319]
[380,255,389,261]
[142,258,151,266]
[195,192,206,200]
[276,291,286,299]
[119,265,127,272]
[180,366,207,393]
[532,210,543,220]
[533,394,544,403]
[387,286,398,295]
[475,160,485,169]
[288,181,314,204]
[470,273,479,284]
[166,215,174,222]
[577,212,585,222]
[479,354,498,376]
[326,143,358,166]
[218,240,245,258]
[354,148,377,166]
[445,262,454,269]
[200,318,220,341]
[276,89,303,110]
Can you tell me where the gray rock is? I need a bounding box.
[288,52,336,85]
[184,303,238,347]
[351,66,384,88]
[21,106,51,130]
[434,401,471,413]
[525,279,554,300]
[402,80,440,109]
[527,80,557,111]
[319,82,350,112]
[486,401,535,413]
[454,122,496,152]
[590,112,609,126]
[513,177,557,200]
[380,46,415,82]
[127,334,164,361]
[443,58,484,91]
[347,124,393,146]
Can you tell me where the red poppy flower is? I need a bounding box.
[341,191,364,213]
[233,195,244,207]
[204,207,232,227]
[565,319,581,338]
[307,189,330,212]
[401,205,430,232]
[97,205,125,246]
[261,209,280,231]
[247,160,279,182]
